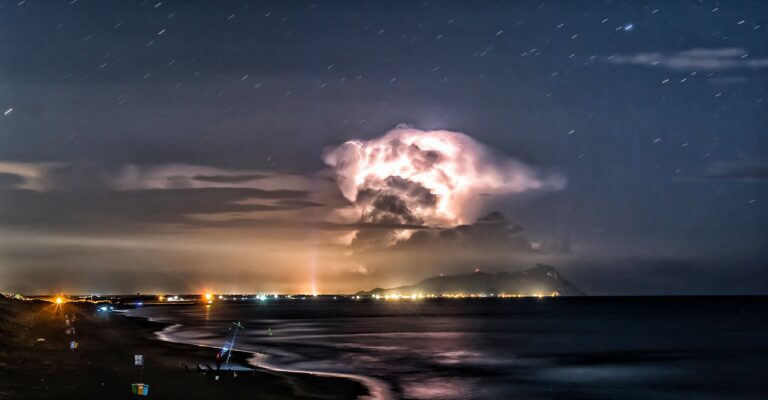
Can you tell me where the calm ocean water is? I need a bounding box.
[127,297,768,400]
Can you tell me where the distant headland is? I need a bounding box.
[357,264,586,298]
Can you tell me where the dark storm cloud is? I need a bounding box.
[354,179,432,225]
[347,211,554,285]
[0,187,315,231]
[357,190,427,225]
[352,176,439,225]
[350,211,532,255]
[393,212,530,252]
[384,176,438,204]
[169,216,431,233]
[40,163,120,190]
[367,193,422,225]
[0,173,25,189]
[188,174,269,184]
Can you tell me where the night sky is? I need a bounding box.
[0,0,766,295]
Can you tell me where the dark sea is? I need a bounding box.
[126,297,768,400]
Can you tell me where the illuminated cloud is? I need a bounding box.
[323,126,565,227]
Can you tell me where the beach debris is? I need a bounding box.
[65,328,75,335]
[35,338,46,342]
[69,340,78,350]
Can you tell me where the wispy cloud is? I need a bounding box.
[702,162,768,181]
[0,161,323,192]
[0,161,349,233]
[607,48,768,71]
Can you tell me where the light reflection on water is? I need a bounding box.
[128,298,768,400]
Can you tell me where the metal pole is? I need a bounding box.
[224,322,243,370]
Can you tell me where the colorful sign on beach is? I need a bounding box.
[131,383,150,396]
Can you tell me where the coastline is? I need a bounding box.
[0,298,368,399]
[244,354,393,400]
[141,313,392,400]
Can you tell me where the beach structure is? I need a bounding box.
[219,321,244,370]
[131,383,150,396]
[132,354,148,396]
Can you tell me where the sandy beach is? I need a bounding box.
[0,297,367,399]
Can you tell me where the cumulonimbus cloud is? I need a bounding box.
[323,125,566,227]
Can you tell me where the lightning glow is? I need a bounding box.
[324,126,565,227]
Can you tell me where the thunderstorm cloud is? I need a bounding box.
[323,126,566,227]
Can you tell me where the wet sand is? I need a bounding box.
[0,298,367,399]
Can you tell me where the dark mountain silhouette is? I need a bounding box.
[358,264,586,297]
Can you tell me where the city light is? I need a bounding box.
[369,292,561,300]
